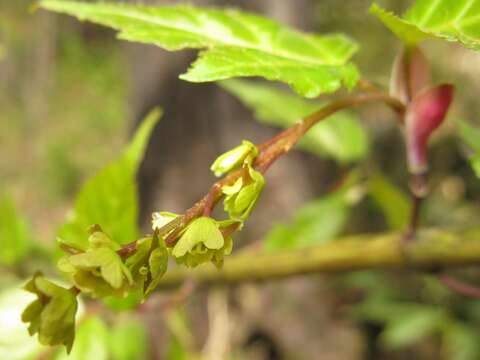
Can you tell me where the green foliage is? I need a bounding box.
[368,172,410,230]
[108,320,148,360]
[40,0,359,98]
[371,0,480,50]
[21,273,78,353]
[220,79,368,163]
[54,317,109,360]
[57,109,161,250]
[265,188,349,251]
[457,119,480,177]
[0,194,32,266]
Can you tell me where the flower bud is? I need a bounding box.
[405,84,454,174]
[210,140,258,177]
[390,46,429,104]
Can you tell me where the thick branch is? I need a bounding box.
[157,228,480,289]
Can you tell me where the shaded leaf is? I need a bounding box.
[264,189,349,251]
[108,320,147,360]
[40,0,359,98]
[456,119,480,177]
[368,172,409,230]
[54,317,109,360]
[0,194,32,266]
[220,79,368,163]
[57,108,162,250]
[371,1,480,50]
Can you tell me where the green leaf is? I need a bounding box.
[57,108,162,250]
[40,1,359,98]
[380,305,446,349]
[457,119,480,177]
[264,189,349,251]
[368,172,409,230]
[220,79,368,163]
[371,1,480,50]
[0,194,32,266]
[54,317,109,360]
[108,320,147,360]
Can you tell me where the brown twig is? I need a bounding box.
[116,92,404,253]
[437,274,480,300]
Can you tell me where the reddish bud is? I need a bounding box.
[390,47,430,104]
[405,84,454,174]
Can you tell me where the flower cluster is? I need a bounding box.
[21,273,78,353]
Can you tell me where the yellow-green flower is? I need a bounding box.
[57,229,132,298]
[223,165,265,221]
[210,140,258,177]
[21,273,78,353]
[171,217,233,268]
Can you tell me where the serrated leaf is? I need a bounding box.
[0,194,32,266]
[220,79,368,163]
[371,1,480,50]
[40,1,359,98]
[57,108,162,250]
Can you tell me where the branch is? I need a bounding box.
[119,91,405,253]
[156,228,480,289]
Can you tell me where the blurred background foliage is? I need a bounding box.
[2,0,480,359]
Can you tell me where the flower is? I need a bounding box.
[222,165,265,221]
[21,273,78,353]
[210,140,258,177]
[171,217,233,268]
[125,234,168,296]
[57,228,133,298]
[152,211,178,232]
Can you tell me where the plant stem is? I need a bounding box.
[155,228,480,289]
[119,91,405,252]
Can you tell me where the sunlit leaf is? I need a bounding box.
[371,1,480,50]
[220,79,368,163]
[57,108,162,250]
[40,0,359,98]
